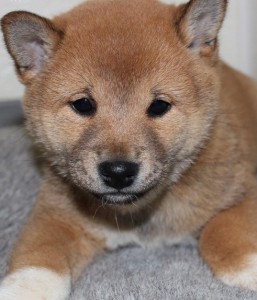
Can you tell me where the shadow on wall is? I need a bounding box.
[0,101,24,127]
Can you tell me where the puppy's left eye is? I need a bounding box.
[71,98,96,116]
[147,100,171,118]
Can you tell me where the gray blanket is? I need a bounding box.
[0,124,256,300]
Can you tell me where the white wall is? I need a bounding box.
[0,0,256,101]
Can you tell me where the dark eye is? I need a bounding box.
[71,98,96,116]
[147,100,171,117]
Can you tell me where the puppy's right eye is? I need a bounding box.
[147,100,171,118]
[71,98,96,116]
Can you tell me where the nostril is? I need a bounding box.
[124,174,137,182]
[101,174,111,181]
[99,160,139,190]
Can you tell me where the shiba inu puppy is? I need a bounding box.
[1,0,257,298]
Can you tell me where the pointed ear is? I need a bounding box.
[175,0,228,54]
[1,11,63,84]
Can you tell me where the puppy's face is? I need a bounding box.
[1,0,227,205]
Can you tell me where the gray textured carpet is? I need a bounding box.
[1,124,257,299]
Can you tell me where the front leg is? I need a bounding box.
[0,181,104,300]
[200,190,257,291]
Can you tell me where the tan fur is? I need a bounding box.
[2,0,257,296]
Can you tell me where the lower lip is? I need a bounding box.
[94,193,145,205]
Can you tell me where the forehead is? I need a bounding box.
[52,0,182,86]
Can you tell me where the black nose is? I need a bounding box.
[99,161,139,190]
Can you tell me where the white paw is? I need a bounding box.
[0,267,71,300]
[219,254,257,291]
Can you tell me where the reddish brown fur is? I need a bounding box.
[2,0,257,296]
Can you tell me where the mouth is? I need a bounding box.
[93,192,147,205]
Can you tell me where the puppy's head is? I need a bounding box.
[1,0,227,205]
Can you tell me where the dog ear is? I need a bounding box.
[175,0,228,54]
[1,11,63,84]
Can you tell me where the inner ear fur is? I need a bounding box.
[1,11,63,84]
[175,0,228,54]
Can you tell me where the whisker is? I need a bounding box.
[114,209,120,232]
